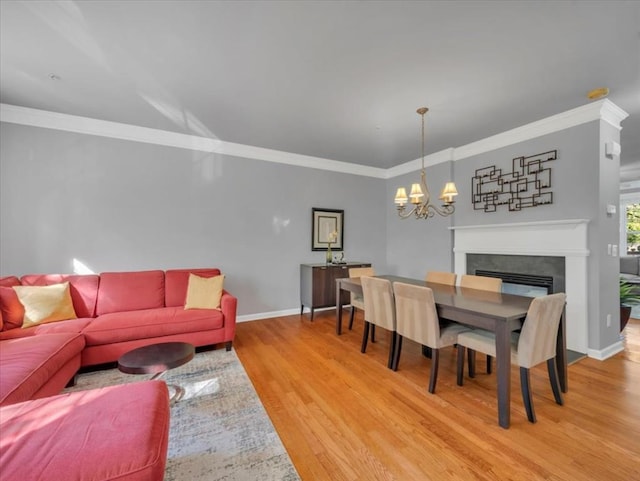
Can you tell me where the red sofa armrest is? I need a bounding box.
[220,290,237,349]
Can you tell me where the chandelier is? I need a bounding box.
[394,107,458,219]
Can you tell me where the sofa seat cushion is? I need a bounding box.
[0,380,170,481]
[0,318,94,341]
[0,333,85,406]
[82,306,224,346]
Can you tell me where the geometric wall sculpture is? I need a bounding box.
[471,150,557,212]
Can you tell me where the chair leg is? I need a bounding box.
[392,335,403,371]
[456,346,465,386]
[349,306,356,330]
[487,355,492,374]
[520,366,536,423]
[371,324,376,343]
[467,349,476,378]
[547,358,564,405]
[388,332,398,370]
[361,322,370,353]
[428,349,440,393]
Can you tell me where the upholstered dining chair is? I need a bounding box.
[460,274,503,375]
[361,276,397,369]
[425,271,457,286]
[460,274,502,292]
[455,293,567,423]
[348,267,375,330]
[392,282,470,393]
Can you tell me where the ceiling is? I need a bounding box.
[1,1,639,179]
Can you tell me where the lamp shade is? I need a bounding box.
[409,183,424,199]
[394,187,408,206]
[439,182,459,204]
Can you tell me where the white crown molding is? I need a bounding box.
[1,100,628,180]
[387,99,630,179]
[0,103,387,179]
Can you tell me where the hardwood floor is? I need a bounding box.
[234,312,640,481]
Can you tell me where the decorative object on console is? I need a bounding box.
[472,150,556,212]
[394,107,458,219]
[312,208,344,256]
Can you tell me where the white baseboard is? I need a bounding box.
[587,341,624,360]
[236,306,340,323]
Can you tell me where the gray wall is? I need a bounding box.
[0,117,623,352]
[0,122,387,316]
[452,121,620,351]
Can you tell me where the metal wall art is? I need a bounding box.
[472,150,557,212]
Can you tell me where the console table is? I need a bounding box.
[300,262,370,320]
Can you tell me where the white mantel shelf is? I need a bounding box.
[449,219,590,230]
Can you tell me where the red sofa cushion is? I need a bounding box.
[165,268,221,307]
[20,274,100,319]
[82,306,224,346]
[96,270,165,316]
[0,333,85,406]
[0,276,20,287]
[0,380,170,481]
[0,286,25,331]
[0,318,94,341]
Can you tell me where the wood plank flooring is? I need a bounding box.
[234,311,640,481]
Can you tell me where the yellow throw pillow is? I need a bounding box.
[13,282,78,328]
[184,274,225,310]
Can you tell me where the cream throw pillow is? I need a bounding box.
[13,282,77,328]
[184,274,224,310]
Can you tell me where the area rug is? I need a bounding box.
[64,348,300,481]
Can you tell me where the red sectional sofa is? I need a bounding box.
[0,268,227,480]
[0,380,171,481]
[0,268,237,407]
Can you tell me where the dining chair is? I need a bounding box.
[455,292,567,423]
[348,267,375,330]
[460,274,503,375]
[392,282,470,393]
[460,274,502,292]
[361,276,397,369]
[425,271,457,286]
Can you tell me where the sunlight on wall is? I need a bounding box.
[73,258,95,275]
[272,216,291,234]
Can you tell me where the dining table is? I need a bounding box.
[335,275,567,429]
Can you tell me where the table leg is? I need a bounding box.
[495,324,511,429]
[336,280,343,335]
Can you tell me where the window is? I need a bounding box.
[626,203,640,254]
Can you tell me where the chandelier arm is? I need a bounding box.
[396,205,418,219]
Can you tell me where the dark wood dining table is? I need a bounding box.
[335,275,567,429]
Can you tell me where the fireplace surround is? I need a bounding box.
[452,219,588,353]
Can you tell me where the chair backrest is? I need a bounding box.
[361,276,395,331]
[425,271,456,286]
[517,293,567,368]
[460,274,502,292]
[349,267,375,279]
[393,282,440,347]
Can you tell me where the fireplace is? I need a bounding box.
[451,219,589,353]
[474,269,553,298]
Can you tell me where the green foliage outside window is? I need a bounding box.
[626,203,640,252]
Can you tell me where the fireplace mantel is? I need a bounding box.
[451,219,589,353]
